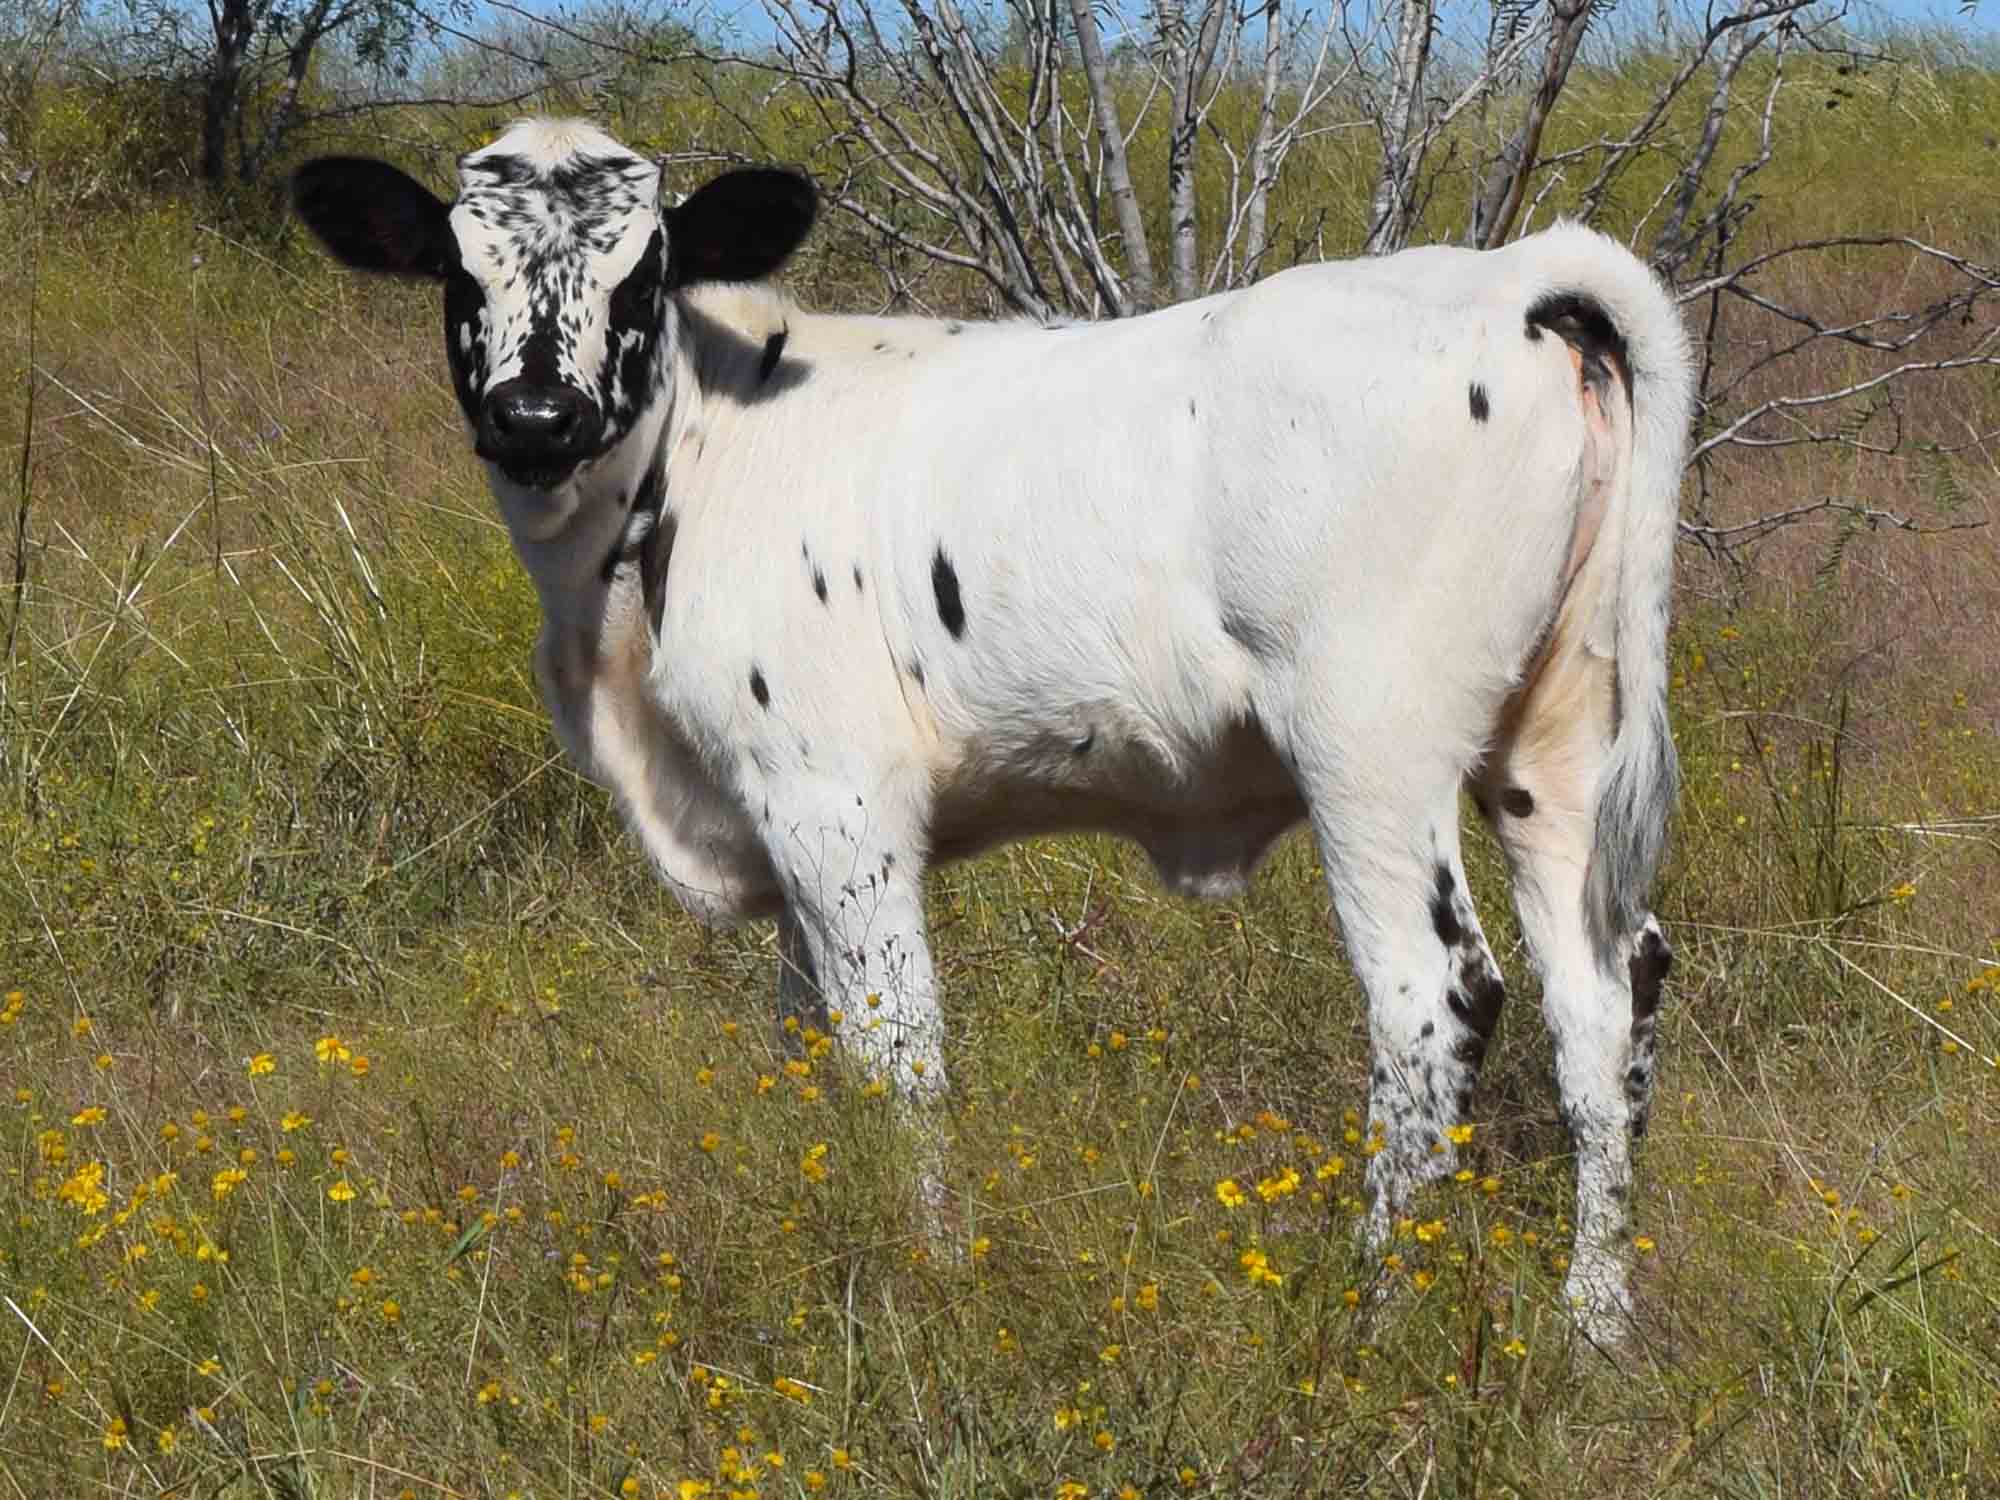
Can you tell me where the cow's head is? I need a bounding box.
[292,119,815,507]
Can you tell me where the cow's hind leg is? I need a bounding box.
[1302,757,1509,1256]
[1478,652,1671,1343]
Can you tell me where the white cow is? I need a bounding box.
[293,118,1694,1340]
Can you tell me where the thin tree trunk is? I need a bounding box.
[1466,0,1594,248]
[200,0,254,185]
[1241,0,1283,276]
[1163,0,1225,300]
[1365,0,1433,255]
[1066,0,1155,312]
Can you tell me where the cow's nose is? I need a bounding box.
[478,380,602,480]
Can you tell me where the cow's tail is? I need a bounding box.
[1532,226,1695,966]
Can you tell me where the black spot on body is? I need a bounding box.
[1447,959,1506,1048]
[907,659,925,688]
[1500,786,1535,818]
[1525,291,1632,407]
[813,568,828,604]
[759,329,788,384]
[852,564,864,593]
[1429,866,1463,947]
[1419,1020,1435,1039]
[1629,928,1672,1022]
[1188,398,1196,418]
[1073,729,1095,757]
[644,509,677,627]
[931,547,966,639]
[1468,382,1490,423]
[749,667,770,708]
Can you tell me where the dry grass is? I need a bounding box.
[3,50,1999,1500]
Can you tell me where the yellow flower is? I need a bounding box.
[210,1167,248,1200]
[57,1161,109,1215]
[679,1480,713,1499]
[156,1426,177,1455]
[1445,1122,1474,1145]
[1633,1235,1656,1253]
[1502,1337,1527,1359]
[280,1112,311,1132]
[327,1179,356,1203]
[699,1132,721,1153]
[247,1053,276,1077]
[1094,1428,1116,1451]
[799,1143,829,1183]
[1240,1248,1282,1287]
[476,1380,502,1405]
[1256,1167,1300,1202]
[315,1035,351,1065]
[72,1105,108,1126]
[1214,1178,1246,1209]
[102,1417,127,1450]
[1056,1482,1089,1500]
[1135,1282,1159,1311]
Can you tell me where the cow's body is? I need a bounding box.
[293,119,1694,1342]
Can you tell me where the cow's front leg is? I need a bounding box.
[760,778,945,1105]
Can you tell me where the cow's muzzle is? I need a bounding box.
[478,380,604,488]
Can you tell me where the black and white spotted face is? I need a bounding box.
[292,119,816,498]
[444,122,667,485]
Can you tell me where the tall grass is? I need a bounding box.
[3,39,1998,1500]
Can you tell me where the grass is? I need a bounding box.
[4,49,2000,1500]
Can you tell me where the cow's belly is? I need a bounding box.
[928,711,1305,899]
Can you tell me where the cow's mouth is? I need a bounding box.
[498,459,582,490]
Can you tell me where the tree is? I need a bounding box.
[118,0,429,190]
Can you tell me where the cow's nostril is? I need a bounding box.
[478,381,602,478]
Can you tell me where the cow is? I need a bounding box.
[291,117,1694,1341]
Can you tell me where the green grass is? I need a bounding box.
[5,44,2000,1500]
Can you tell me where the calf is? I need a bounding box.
[293,118,1693,1340]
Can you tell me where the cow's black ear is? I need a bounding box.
[667,167,817,287]
[291,157,455,280]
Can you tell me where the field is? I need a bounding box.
[3,35,2000,1500]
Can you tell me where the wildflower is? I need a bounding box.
[799,1143,829,1183]
[1214,1178,1246,1209]
[1093,1429,1116,1452]
[1445,1122,1474,1146]
[57,1161,108,1215]
[699,1132,721,1153]
[1056,1482,1089,1500]
[247,1054,276,1077]
[327,1180,356,1203]
[210,1167,248,1201]
[1256,1167,1300,1202]
[315,1035,351,1065]
[476,1380,502,1405]
[380,1300,401,1324]
[281,1112,311,1132]
[156,1427,177,1455]
[1099,1344,1122,1364]
[1315,1156,1345,1181]
[1502,1337,1527,1359]
[1135,1282,1159,1311]
[102,1417,127,1450]
[679,1483,713,1500]
[1240,1248,1282,1287]
[970,1236,991,1259]
[1633,1235,1656,1253]
[71,1106,107,1127]
[773,1376,812,1404]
